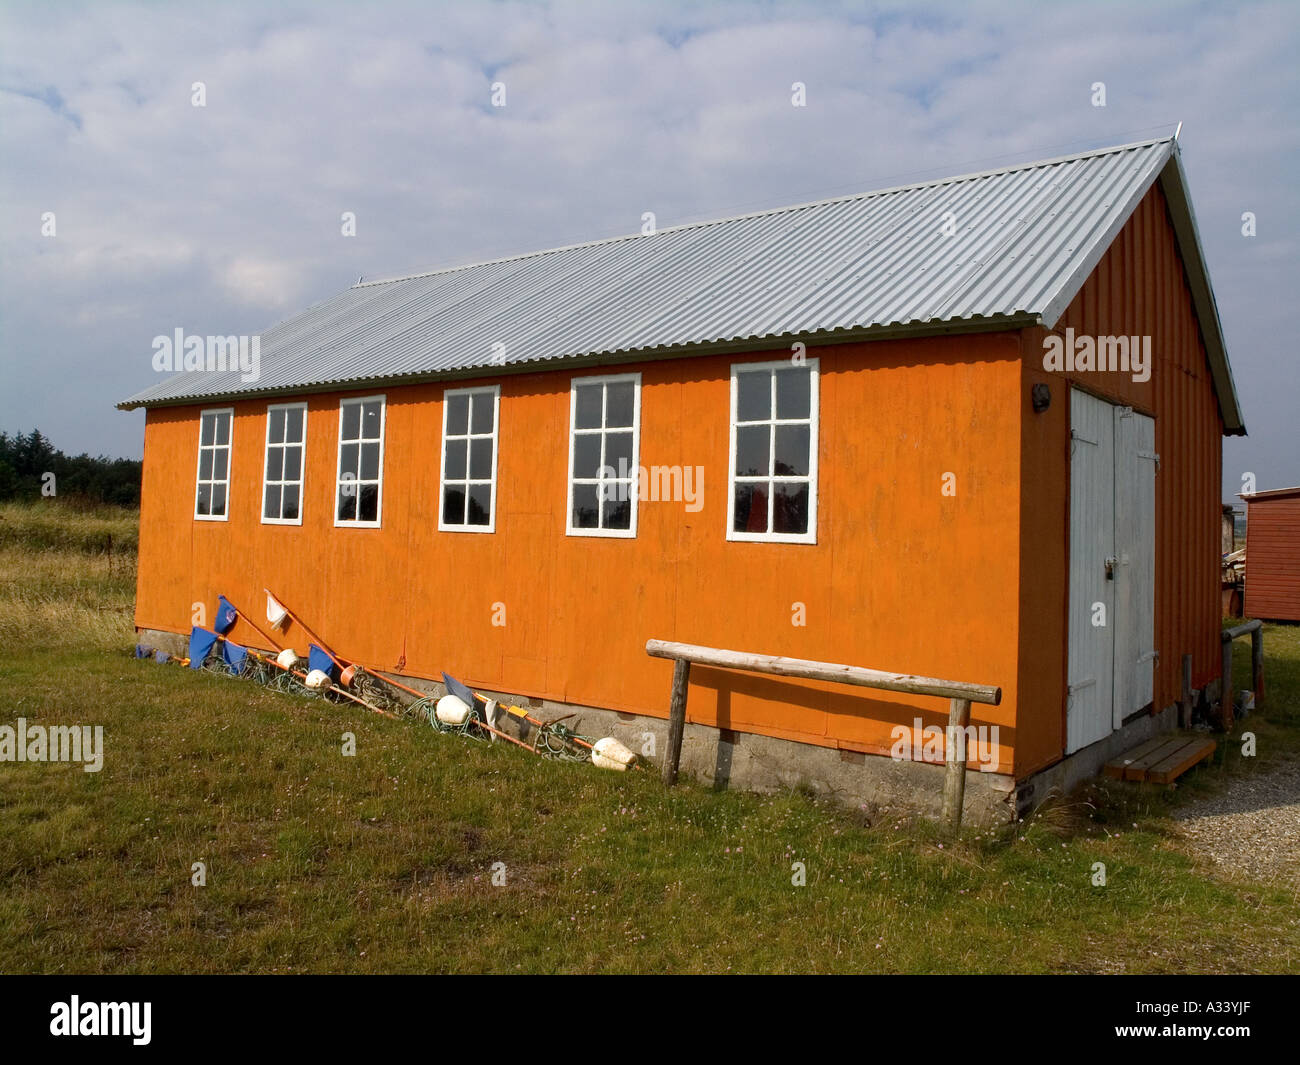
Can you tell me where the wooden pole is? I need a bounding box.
[1251,626,1264,707]
[941,697,971,832]
[1220,634,1235,731]
[645,639,1000,705]
[662,658,691,786]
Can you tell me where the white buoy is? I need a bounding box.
[592,736,636,771]
[435,694,472,725]
[304,668,332,690]
[276,649,299,670]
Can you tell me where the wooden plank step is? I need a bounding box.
[1106,736,1189,781]
[1102,735,1176,778]
[1147,738,1216,784]
[1103,733,1216,784]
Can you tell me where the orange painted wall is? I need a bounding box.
[137,333,1024,772]
[1015,182,1226,775]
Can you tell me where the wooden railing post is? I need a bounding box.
[662,658,691,786]
[1251,626,1265,707]
[941,697,971,831]
[1220,633,1235,730]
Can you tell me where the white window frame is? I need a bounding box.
[726,358,819,545]
[193,407,234,522]
[438,384,500,534]
[565,372,641,539]
[334,395,386,529]
[260,401,308,526]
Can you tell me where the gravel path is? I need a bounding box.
[1173,757,1300,884]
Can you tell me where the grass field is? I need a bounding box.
[1,499,1297,973]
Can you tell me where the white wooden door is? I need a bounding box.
[1113,407,1157,724]
[1067,390,1157,754]
[1068,390,1116,753]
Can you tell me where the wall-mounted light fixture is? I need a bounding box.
[1032,383,1051,413]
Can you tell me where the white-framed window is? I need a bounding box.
[439,385,500,532]
[566,372,641,538]
[334,395,385,527]
[261,402,307,525]
[194,407,234,521]
[727,358,819,544]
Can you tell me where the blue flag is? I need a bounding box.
[188,627,219,669]
[222,639,248,672]
[308,644,335,680]
[215,596,238,634]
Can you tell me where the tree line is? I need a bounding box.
[0,429,141,507]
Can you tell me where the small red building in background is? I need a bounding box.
[1241,487,1300,621]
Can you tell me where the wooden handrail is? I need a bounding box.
[1220,619,1265,729]
[645,638,1001,831]
[645,640,1001,705]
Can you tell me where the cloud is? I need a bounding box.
[0,0,1296,496]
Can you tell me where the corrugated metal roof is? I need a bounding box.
[118,135,1240,429]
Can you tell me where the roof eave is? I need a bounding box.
[1034,139,1244,437]
[116,312,1037,412]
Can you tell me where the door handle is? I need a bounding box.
[1104,556,1118,580]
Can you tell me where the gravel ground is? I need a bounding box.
[1173,757,1300,884]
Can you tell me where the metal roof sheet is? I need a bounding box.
[117,135,1242,431]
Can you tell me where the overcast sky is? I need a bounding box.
[1,0,1295,500]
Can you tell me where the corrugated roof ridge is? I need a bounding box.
[356,136,1174,289]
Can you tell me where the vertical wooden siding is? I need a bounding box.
[1244,496,1300,621]
[137,332,1023,772]
[1016,182,1226,775]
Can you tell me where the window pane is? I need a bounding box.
[574,384,602,430]
[446,393,469,436]
[605,382,634,428]
[337,486,357,522]
[282,446,301,482]
[264,484,281,520]
[285,407,304,443]
[340,443,359,479]
[200,415,215,446]
[773,482,809,535]
[360,441,380,481]
[214,414,230,446]
[470,393,493,434]
[199,449,214,480]
[269,408,286,444]
[604,431,633,475]
[572,483,600,528]
[213,448,228,480]
[469,437,493,480]
[736,371,771,422]
[602,493,631,530]
[211,483,227,516]
[775,368,810,419]
[572,434,602,479]
[467,484,492,525]
[265,446,282,482]
[361,403,381,440]
[735,425,770,477]
[281,485,299,521]
[442,486,466,525]
[444,438,467,480]
[341,401,361,441]
[774,424,810,477]
[733,481,769,534]
[358,483,379,523]
[196,483,211,515]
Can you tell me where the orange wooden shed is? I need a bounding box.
[120,136,1246,820]
[1240,487,1300,621]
